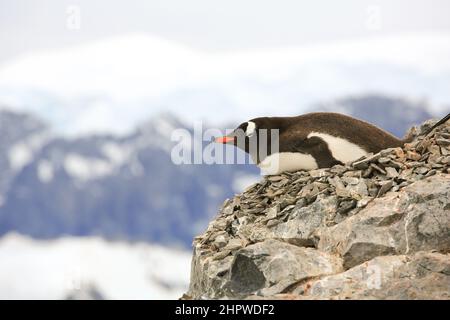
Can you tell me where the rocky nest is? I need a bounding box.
[186,119,450,300]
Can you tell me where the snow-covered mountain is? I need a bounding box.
[0,109,258,247]
[0,109,50,203]
[1,33,450,136]
[0,233,190,299]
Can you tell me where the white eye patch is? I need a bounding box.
[246,121,256,136]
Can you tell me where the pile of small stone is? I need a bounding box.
[193,120,450,261]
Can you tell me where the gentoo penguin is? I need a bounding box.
[214,112,448,175]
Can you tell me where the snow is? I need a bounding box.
[63,153,114,182]
[1,32,450,136]
[37,160,54,183]
[8,143,32,171]
[101,142,131,166]
[154,116,178,138]
[0,233,191,300]
[8,132,51,172]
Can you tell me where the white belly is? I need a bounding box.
[307,132,368,163]
[257,152,318,175]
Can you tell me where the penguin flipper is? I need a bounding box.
[290,136,342,168]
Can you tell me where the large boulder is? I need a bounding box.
[186,119,450,300]
[295,251,450,299]
[318,174,450,269]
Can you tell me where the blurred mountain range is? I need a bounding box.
[0,109,257,247]
[0,94,446,248]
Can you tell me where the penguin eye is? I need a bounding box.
[245,121,256,137]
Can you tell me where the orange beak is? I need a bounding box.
[214,136,235,144]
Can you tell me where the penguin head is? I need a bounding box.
[214,117,279,163]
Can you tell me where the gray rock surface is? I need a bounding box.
[186,119,450,300]
[294,251,450,300]
[318,174,450,269]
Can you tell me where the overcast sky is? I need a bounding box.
[1,0,450,64]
